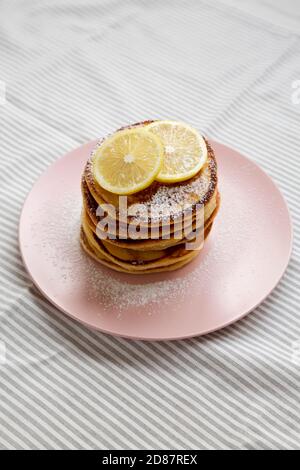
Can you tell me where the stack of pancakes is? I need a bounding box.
[80,122,220,274]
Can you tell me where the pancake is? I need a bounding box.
[82,177,199,236]
[82,176,217,242]
[80,223,212,274]
[80,229,201,274]
[80,121,220,274]
[84,121,217,229]
[83,191,219,251]
[80,194,220,273]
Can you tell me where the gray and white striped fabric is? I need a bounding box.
[0,0,300,450]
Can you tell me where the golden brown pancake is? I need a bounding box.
[83,191,219,251]
[84,134,217,229]
[80,121,220,273]
[80,223,213,274]
[80,194,220,273]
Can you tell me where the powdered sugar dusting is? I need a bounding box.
[88,133,217,224]
[132,167,212,223]
[29,194,197,312]
[29,187,247,315]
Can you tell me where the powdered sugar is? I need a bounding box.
[29,194,195,312]
[132,170,212,223]
[28,188,240,314]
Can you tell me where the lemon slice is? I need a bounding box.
[146,120,207,183]
[92,128,163,195]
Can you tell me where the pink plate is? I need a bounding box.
[19,141,293,340]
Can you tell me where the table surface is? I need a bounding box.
[0,0,299,450]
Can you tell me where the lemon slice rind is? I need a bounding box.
[146,120,207,183]
[92,128,163,195]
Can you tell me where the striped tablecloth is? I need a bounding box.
[0,0,299,450]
